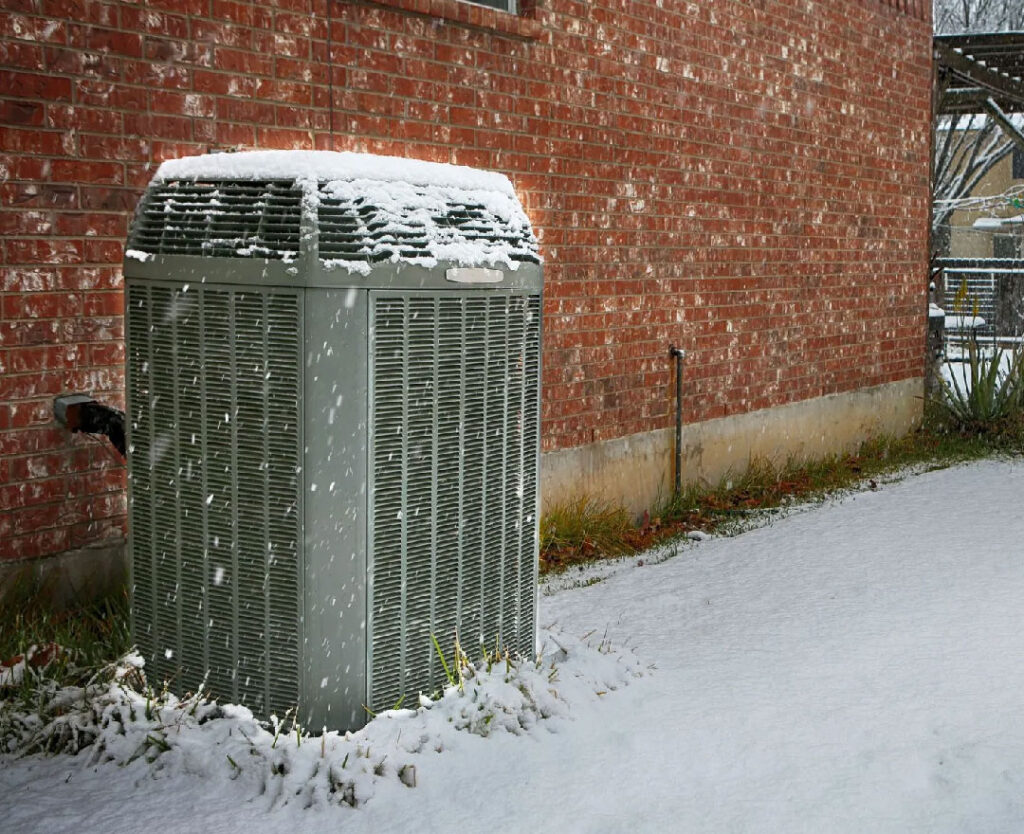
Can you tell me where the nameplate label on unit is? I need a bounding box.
[445,267,504,284]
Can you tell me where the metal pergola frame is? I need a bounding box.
[931,33,1024,266]
[935,32,1024,121]
[928,35,1024,364]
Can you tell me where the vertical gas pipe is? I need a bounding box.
[669,346,686,495]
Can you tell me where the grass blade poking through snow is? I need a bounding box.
[431,632,458,690]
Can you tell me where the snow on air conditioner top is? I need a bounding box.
[125,150,540,275]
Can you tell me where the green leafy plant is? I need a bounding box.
[932,279,1024,433]
[933,337,1024,430]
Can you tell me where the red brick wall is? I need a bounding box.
[0,0,932,563]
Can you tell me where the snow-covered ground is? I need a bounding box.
[5,459,1024,833]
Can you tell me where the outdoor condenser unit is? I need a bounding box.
[124,151,542,730]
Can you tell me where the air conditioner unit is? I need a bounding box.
[124,151,542,731]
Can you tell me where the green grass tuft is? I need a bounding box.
[0,590,131,693]
[540,495,636,571]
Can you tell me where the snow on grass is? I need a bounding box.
[1,626,641,814]
[7,459,1024,832]
[0,656,28,688]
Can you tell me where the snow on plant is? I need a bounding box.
[0,626,642,811]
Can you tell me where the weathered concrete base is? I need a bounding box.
[542,426,676,517]
[541,378,924,516]
[0,538,127,610]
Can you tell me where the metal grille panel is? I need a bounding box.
[368,292,541,711]
[128,180,302,259]
[317,188,540,265]
[127,282,302,718]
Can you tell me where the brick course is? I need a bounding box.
[1,0,932,562]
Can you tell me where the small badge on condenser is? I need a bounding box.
[445,267,504,284]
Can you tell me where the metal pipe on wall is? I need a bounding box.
[669,345,686,495]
